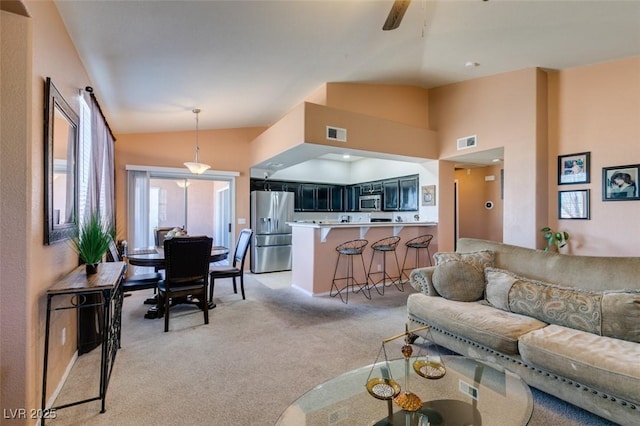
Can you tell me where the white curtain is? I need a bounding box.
[78,90,116,227]
[127,170,150,249]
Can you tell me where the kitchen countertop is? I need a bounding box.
[288,221,437,242]
[288,221,437,227]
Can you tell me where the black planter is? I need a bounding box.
[85,263,99,275]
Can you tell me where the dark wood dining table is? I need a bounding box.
[126,246,229,268]
[126,245,229,316]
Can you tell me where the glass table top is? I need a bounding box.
[276,356,533,426]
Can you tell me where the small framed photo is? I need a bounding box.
[602,164,640,201]
[558,189,590,220]
[558,152,590,185]
[422,185,436,206]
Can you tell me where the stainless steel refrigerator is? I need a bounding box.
[250,191,294,273]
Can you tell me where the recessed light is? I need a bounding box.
[465,61,480,68]
[342,154,351,159]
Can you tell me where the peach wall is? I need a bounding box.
[455,165,504,242]
[548,57,640,256]
[430,68,544,249]
[248,102,305,167]
[304,102,438,159]
[114,127,264,241]
[323,83,430,128]
[1,0,93,421]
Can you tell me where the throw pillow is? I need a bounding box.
[431,250,494,302]
[509,278,602,335]
[485,268,519,311]
[601,290,640,343]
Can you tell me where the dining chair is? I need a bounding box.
[107,240,162,293]
[209,228,253,302]
[154,226,186,247]
[157,236,213,332]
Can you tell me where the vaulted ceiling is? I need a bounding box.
[55,0,640,136]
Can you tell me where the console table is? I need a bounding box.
[41,262,125,424]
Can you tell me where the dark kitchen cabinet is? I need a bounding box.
[345,185,361,212]
[382,175,419,211]
[383,180,399,210]
[299,184,317,211]
[360,181,383,194]
[399,176,419,211]
[330,185,344,212]
[297,184,344,212]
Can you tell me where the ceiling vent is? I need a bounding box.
[326,126,347,142]
[457,135,477,150]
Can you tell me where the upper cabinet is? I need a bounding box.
[382,175,419,211]
[250,173,418,213]
[398,176,419,211]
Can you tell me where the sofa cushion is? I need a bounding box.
[432,250,494,302]
[601,290,640,343]
[407,293,547,355]
[519,324,640,405]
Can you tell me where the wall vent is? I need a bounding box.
[457,134,477,150]
[326,126,347,142]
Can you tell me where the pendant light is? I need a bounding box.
[184,108,210,174]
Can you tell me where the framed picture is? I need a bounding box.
[558,152,590,185]
[421,185,436,206]
[602,164,640,201]
[558,189,590,220]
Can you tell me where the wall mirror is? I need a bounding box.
[44,77,78,245]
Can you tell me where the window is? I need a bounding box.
[127,166,238,252]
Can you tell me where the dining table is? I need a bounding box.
[126,245,229,317]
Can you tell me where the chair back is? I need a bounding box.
[164,236,212,287]
[155,226,186,247]
[107,239,121,262]
[232,229,253,269]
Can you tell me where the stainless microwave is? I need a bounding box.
[359,194,382,211]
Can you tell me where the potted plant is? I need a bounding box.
[540,227,570,253]
[71,213,115,274]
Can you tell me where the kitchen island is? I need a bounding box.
[288,221,438,295]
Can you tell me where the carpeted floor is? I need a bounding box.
[46,274,615,425]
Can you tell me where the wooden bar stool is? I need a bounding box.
[401,234,433,282]
[367,236,403,295]
[330,239,370,304]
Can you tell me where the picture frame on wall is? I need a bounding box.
[558,152,590,185]
[558,189,590,220]
[422,185,436,206]
[602,164,640,201]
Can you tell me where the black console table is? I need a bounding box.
[41,262,125,424]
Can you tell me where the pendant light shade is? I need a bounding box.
[184,108,210,174]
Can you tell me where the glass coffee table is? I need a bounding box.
[276,356,533,425]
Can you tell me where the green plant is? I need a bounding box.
[540,227,570,252]
[71,213,115,265]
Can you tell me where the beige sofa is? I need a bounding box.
[407,238,640,426]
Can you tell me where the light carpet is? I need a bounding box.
[46,274,615,425]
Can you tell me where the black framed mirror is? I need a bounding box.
[44,77,78,245]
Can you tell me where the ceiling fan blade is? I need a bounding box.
[383,0,411,31]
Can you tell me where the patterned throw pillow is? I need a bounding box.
[431,250,494,302]
[508,277,602,335]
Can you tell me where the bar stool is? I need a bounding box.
[330,239,370,304]
[401,234,434,282]
[367,236,403,295]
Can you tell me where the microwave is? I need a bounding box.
[359,194,382,211]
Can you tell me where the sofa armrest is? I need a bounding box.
[409,267,439,296]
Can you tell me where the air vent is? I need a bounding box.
[326,126,347,142]
[457,135,477,150]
